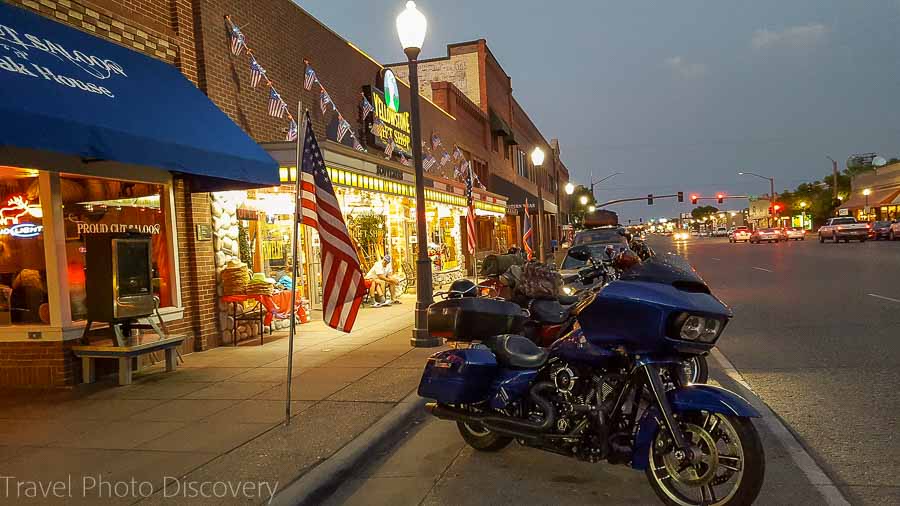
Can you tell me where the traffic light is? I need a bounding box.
[717,193,724,204]
[647,194,654,205]
[773,204,782,214]
[768,206,773,215]
[691,194,699,205]
[677,191,684,203]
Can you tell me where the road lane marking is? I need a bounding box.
[752,267,773,273]
[868,293,900,303]
[709,349,850,506]
[711,257,721,261]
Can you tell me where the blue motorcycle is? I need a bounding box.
[418,247,765,505]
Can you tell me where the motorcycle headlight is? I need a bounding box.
[669,313,724,343]
[562,286,574,295]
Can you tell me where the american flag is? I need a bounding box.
[268,89,286,118]
[522,199,534,261]
[230,26,245,55]
[440,152,451,167]
[297,113,365,332]
[320,89,332,115]
[249,58,265,88]
[400,154,410,166]
[431,133,442,150]
[337,116,351,142]
[371,117,385,137]
[423,155,436,172]
[286,119,298,142]
[353,138,365,152]
[360,95,374,119]
[453,147,463,160]
[465,159,477,256]
[384,138,394,157]
[303,65,317,91]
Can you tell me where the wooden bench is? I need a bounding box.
[72,335,185,386]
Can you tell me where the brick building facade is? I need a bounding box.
[1,0,568,387]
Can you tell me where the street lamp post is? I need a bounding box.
[589,171,622,198]
[863,188,871,221]
[800,201,808,229]
[531,147,546,262]
[396,1,438,348]
[739,171,776,226]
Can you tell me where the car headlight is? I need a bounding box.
[669,313,724,343]
[562,286,574,296]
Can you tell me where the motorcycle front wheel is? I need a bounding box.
[646,412,765,506]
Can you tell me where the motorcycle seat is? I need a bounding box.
[484,334,548,369]
[529,299,573,325]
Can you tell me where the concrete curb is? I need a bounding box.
[270,391,426,506]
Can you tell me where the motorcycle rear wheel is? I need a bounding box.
[646,412,765,506]
[456,421,513,452]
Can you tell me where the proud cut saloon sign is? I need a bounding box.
[369,69,411,156]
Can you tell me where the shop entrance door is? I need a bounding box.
[304,225,322,311]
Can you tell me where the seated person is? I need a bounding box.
[11,269,48,324]
[365,255,400,304]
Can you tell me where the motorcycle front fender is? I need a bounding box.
[631,384,760,470]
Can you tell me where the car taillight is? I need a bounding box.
[866,223,872,229]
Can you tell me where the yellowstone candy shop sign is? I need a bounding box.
[370,69,412,155]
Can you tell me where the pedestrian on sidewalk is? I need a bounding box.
[365,254,401,305]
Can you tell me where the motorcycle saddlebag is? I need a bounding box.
[428,297,526,341]
[418,348,498,404]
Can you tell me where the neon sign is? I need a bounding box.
[0,195,43,238]
[3,223,43,238]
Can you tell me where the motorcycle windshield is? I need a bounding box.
[618,253,709,293]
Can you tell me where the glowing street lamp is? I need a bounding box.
[531,147,546,261]
[396,1,435,347]
[579,195,589,205]
[863,188,872,219]
[565,182,575,195]
[588,205,596,213]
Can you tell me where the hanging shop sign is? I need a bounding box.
[369,70,411,155]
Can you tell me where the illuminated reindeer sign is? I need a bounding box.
[0,196,33,226]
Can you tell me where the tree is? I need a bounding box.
[568,185,596,229]
[691,206,719,220]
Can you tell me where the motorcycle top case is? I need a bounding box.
[427,297,525,341]
[418,348,498,404]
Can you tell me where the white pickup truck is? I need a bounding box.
[818,217,869,243]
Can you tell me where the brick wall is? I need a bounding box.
[0,341,78,387]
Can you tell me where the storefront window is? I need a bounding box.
[60,175,174,322]
[425,202,463,272]
[0,168,48,326]
[338,187,413,276]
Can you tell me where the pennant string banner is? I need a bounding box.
[303,58,367,151]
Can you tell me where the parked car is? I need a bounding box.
[870,221,892,240]
[729,226,751,243]
[785,228,806,240]
[818,217,869,243]
[750,228,782,243]
[714,227,728,237]
[891,219,900,241]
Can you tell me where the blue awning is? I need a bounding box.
[0,3,279,192]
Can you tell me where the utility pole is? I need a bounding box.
[826,156,838,200]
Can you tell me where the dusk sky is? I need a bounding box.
[298,0,900,221]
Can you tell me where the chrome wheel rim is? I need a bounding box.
[649,413,745,506]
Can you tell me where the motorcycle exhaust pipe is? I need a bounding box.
[425,381,557,435]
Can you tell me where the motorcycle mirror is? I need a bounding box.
[568,245,592,262]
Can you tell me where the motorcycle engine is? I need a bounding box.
[545,362,624,462]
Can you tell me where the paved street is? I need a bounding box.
[659,235,900,505]
[324,235,899,506]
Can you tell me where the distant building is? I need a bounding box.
[840,162,900,221]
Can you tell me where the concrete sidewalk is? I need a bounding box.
[0,297,437,505]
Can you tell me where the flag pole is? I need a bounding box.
[285,102,305,425]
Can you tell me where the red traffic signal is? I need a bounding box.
[773,204,782,213]
[716,193,725,204]
[690,194,699,205]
